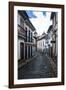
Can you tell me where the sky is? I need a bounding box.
[26,11,52,36]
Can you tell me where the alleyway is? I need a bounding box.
[18,52,57,79]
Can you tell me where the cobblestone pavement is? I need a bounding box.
[18,52,57,79]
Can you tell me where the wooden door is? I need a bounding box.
[20,43,24,59]
[25,45,27,59]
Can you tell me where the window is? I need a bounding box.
[25,27,27,42]
[30,32,33,42]
[29,30,30,42]
[27,30,30,42]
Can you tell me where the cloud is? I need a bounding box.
[26,11,37,18]
[29,11,52,35]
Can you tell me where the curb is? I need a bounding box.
[45,54,57,74]
[18,54,38,69]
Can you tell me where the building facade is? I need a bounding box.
[50,12,58,62]
[37,33,46,52]
[32,31,37,56]
[17,11,36,62]
[46,25,53,57]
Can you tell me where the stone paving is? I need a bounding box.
[18,52,57,79]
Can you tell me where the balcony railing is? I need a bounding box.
[18,24,33,42]
[25,36,33,42]
[51,40,56,43]
[18,24,26,39]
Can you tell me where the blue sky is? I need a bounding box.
[26,11,46,18]
[26,11,52,35]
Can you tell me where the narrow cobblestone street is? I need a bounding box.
[18,52,57,79]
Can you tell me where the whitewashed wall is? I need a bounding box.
[37,39,45,52]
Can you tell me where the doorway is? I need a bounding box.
[20,42,24,60]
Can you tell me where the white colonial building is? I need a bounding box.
[37,33,46,52]
[17,10,36,62]
[32,31,37,55]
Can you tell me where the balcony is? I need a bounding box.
[51,41,56,43]
[18,24,26,39]
[26,36,33,42]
